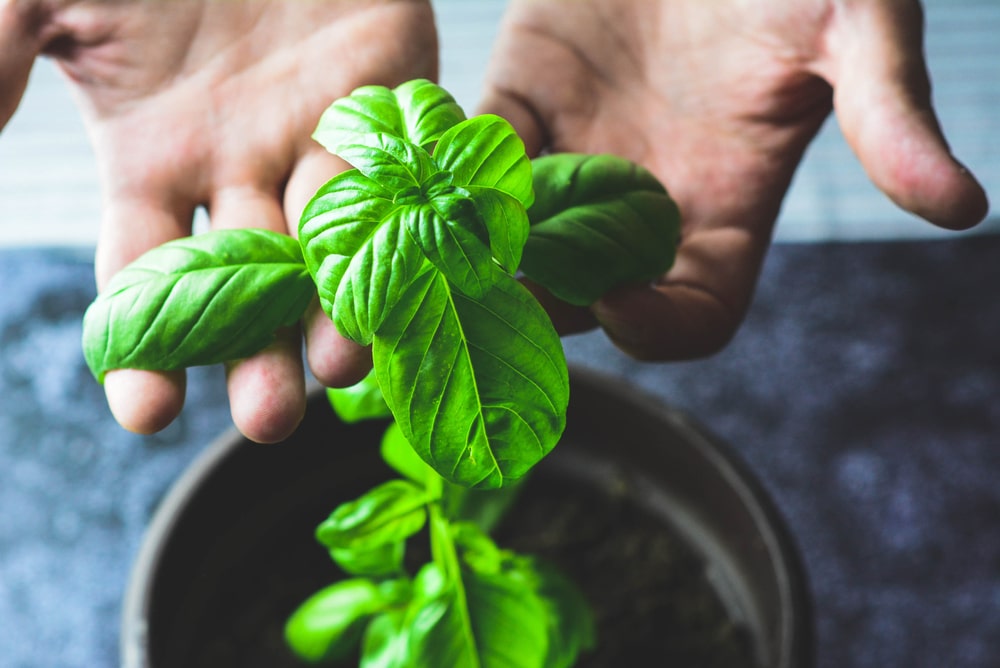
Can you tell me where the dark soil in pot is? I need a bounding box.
[122,367,812,668]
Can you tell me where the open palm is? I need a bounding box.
[480,0,987,359]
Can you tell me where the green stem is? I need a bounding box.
[427,473,481,668]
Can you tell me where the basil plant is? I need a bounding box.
[82,79,680,667]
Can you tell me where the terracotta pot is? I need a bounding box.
[121,366,813,667]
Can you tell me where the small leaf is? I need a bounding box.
[434,115,534,209]
[380,422,434,485]
[284,578,390,663]
[374,270,568,489]
[531,560,596,668]
[82,229,314,382]
[313,79,466,155]
[327,370,391,424]
[331,541,406,579]
[522,153,681,306]
[361,610,410,668]
[335,133,438,192]
[403,194,494,298]
[466,187,529,274]
[316,480,429,551]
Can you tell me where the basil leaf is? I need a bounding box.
[462,566,550,668]
[335,133,438,192]
[330,541,406,579]
[434,115,534,209]
[313,79,466,155]
[299,170,427,344]
[403,193,494,298]
[284,578,389,663]
[316,480,429,551]
[521,153,681,306]
[327,370,391,424]
[466,187,529,274]
[531,561,596,668]
[361,610,410,668]
[82,229,313,382]
[380,422,434,486]
[373,270,568,489]
[404,564,479,668]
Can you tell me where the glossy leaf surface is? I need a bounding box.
[373,270,568,489]
[313,79,466,155]
[284,578,392,663]
[316,480,429,551]
[522,153,681,306]
[82,229,313,381]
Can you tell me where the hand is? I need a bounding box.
[1,0,434,442]
[479,0,989,358]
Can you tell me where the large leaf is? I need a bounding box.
[299,170,428,344]
[313,79,466,155]
[521,153,681,306]
[82,229,314,381]
[373,270,568,489]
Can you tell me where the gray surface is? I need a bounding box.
[3,236,1000,667]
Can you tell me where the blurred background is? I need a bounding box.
[1,1,999,666]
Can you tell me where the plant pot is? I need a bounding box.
[121,366,813,667]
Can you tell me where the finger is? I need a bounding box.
[285,148,373,387]
[591,225,769,361]
[104,369,187,435]
[97,197,194,434]
[225,327,306,443]
[208,186,308,441]
[0,1,42,128]
[827,0,988,229]
[476,17,551,156]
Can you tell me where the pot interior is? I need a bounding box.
[122,367,812,668]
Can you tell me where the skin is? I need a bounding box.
[0,0,988,443]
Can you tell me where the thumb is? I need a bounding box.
[829,0,988,229]
[0,1,45,129]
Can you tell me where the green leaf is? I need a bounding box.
[380,422,434,485]
[361,610,410,668]
[313,79,466,155]
[403,564,479,668]
[316,480,430,551]
[531,561,596,668]
[434,115,534,209]
[330,541,406,579]
[299,170,427,344]
[466,187,529,274]
[284,578,390,663]
[463,566,550,668]
[521,153,681,306]
[327,370,391,424]
[373,270,568,489]
[334,133,438,193]
[403,193,494,298]
[82,229,314,382]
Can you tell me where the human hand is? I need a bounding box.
[479,0,989,358]
[1,0,434,442]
